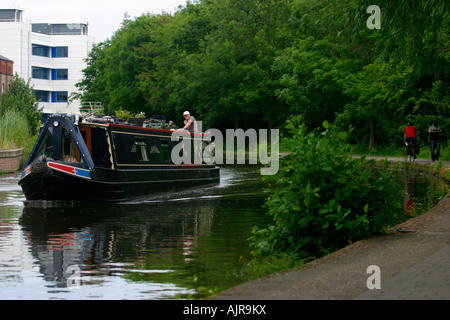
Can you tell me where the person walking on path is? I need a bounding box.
[428,121,442,161]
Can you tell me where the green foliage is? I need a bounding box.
[428,160,450,181]
[76,13,170,115]
[273,0,367,128]
[0,74,41,136]
[336,61,414,148]
[234,253,307,283]
[182,275,223,299]
[337,1,450,150]
[75,0,449,149]
[166,0,295,129]
[336,56,449,149]
[250,115,402,259]
[74,41,110,106]
[114,108,132,120]
[274,36,363,128]
[348,0,449,59]
[406,187,448,218]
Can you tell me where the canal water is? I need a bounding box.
[0,166,448,300]
[0,166,271,300]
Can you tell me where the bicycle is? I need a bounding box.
[405,138,420,162]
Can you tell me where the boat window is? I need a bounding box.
[135,138,149,162]
[79,126,92,155]
[161,139,171,163]
[62,126,84,163]
[90,127,112,168]
[32,127,54,161]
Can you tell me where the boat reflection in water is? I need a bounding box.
[18,178,267,299]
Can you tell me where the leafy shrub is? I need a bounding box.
[250,115,402,259]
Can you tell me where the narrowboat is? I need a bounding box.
[18,113,220,202]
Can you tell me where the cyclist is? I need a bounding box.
[404,122,418,159]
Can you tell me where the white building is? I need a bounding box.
[0,8,94,114]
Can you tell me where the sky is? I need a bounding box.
[3,0,188,43]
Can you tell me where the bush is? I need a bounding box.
[250,115,403,259]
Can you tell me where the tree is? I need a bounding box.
[76,14,163,115]
[136,5,204,122]
[75,0,448,150]
[74,41,111,108]
[163,0,294,130]
[337,61,416,150]
[347,0,448,59]
[272,0,369,129]
[336,0,449,150]
[273,37,363,129]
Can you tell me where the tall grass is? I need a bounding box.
[0,110,30,149]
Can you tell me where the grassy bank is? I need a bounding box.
[0,110,39,171]
[0,110,29,150]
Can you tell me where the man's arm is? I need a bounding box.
[180,119,193,130]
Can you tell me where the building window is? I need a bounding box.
[51,91,68,103]
[32,44,50,57]
[34,90,50,102]
[32,67,50,80]
[52,69,68,80]
[52,47,68,58]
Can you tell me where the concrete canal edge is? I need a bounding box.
[0,148,23,173]
[211,156,450,300]
[357,155,450,183]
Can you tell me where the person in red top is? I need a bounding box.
[404,122,418,158]
[404,122,417,140]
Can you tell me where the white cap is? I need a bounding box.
[183,111,190,116]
